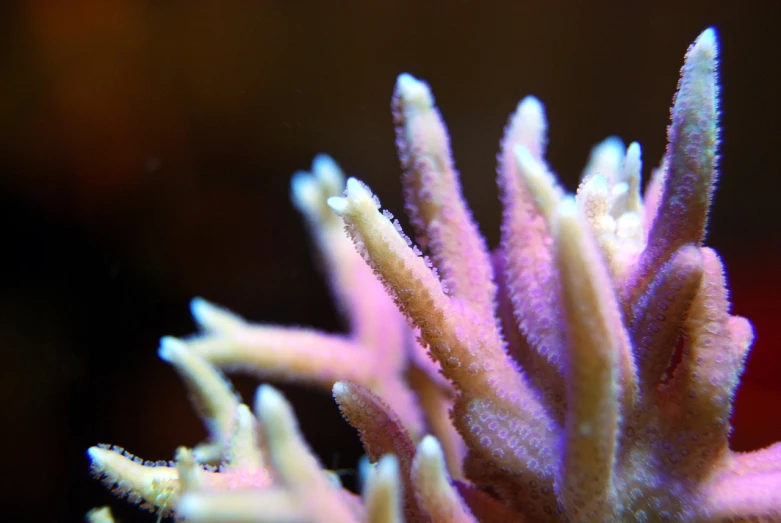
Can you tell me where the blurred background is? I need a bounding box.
[1,1,779,521]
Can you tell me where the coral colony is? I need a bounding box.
[88,28,781,522]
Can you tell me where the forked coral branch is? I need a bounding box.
[88,28,781,521]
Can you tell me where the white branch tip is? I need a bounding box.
[332,380,351,398]
[417,435,446,469]
[312,154,345,191]
[290,171,320,213]
[158,336,187,363]
[691,27,718,62]
[396,73,434,110]
[254,384,287,423]
[516,95,545,125]
[190,297,245,333]
[327,195,349,215]
[327,177,378,216]
[508,95,548,159]
[583,136,624,184]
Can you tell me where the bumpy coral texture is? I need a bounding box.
[88,29,781,522]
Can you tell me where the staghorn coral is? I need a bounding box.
[88,28,781,521]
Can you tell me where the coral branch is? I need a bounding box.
[498,97,567,377]
[629,244,703,406]
[292,155,409,356]
[187,299,379,386]
[158,337,241,462]
[364,455,404,523]
[393,74,496,319]
[552,198,626,519]
[666,249,749,454]
[411,436,476,523]
[254,385,358,522]
[328,178,515,394]
[627,28,719,305]
[333,381,426,521]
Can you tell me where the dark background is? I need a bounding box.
[1,2,779,522]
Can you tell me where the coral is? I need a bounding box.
[88,28,781,521]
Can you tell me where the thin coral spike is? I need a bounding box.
[393,73,496,319]
[520,149,637,416]
[291,154,345,228]
[222,404,265,471]
[158,337,241,462]
[186,299,379,386]
[88,445,273,516]
[551,198,630,519]
[333,381,428,522]
[254,385,358,522]
[411,436,477,523]
[333,381,417,465]
[185,325,377,384]
[293,155,429,439]
[364,455,404,523]
[327,178,515,394]
[175,447,205,494]
[88,446,180,513]
[617,142,643,219]
[254,385,330,488]
[292,155,409,361]
[497,97,567,377]
[580,137,625,187]
[626,28,719,305]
